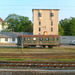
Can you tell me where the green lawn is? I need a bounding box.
[0,58,75,62]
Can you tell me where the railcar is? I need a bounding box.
[17,35,60,48]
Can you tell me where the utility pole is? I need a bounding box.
[21,32,23,53]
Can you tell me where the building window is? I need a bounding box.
[5,38,8,41]
[39,27,41,31]
[51,21,53,26]
[51,27,53,32]
[12,38,15,41]
[39,21,41,25]
[38,13,42,17]
[39,33,40,35]
[50,13,54,17]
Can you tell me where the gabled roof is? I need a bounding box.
[18,35,60,37]
[0,18,4,23]
[0,34,9,38]
[0,32,33,38]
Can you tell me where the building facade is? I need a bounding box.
[0,18,8,32]
[32,9,59,35]
[0,18,4,32]
[0,32,33,44]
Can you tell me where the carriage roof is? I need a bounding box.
[18,35,60,37]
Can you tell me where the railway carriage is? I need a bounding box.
[17,35,60,48]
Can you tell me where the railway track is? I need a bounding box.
[0,61,75,68]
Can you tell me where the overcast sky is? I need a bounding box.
[0,0,75,22]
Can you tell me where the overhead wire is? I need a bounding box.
[0,5,75,10]
[0,9,75,11]
[0,0,75,11]
[0,4,75,7]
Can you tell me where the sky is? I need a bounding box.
[0,0,75,22]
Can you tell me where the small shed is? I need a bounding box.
[60,36,75,44]
[0,32,33,44]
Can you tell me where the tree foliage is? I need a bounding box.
[4,14,33,32]
[58,24,64,35]
[59,17,75,36]
[68,17,75,35]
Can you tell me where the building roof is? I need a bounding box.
[0,32,33,38]
[32,9,59,11]
[0,18,4,23]
[0,34,9,38]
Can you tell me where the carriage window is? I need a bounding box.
[57,38,59,41]
[24,38,26,41]
[33,38,36,41]
[18,38,20,41]
[18,38,21,42]
[53,37,55,41]
[46,38,49,41]
[39,38,43,41]
[28,38,30,41]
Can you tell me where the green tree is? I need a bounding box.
[58,24,64,35]
[4,14,33,32]
[59,18,70,35]
[59,17,75,36]
[68,17,75,35]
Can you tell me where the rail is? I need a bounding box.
[0,61,75,68]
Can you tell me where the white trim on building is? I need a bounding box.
[0,38,17,44]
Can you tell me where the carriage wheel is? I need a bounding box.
[48,45,53,49]
[43,45,45,48]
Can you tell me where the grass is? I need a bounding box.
[0,58,75,62]
[0,47,75,61]
[54,59,75,62]
[55,47,75,50]
[0,47,75,53]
